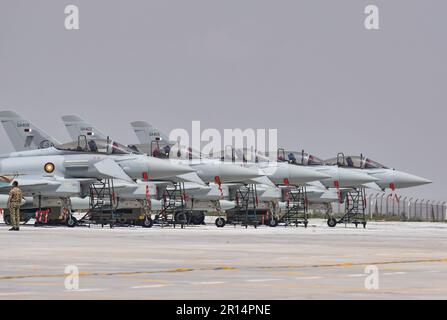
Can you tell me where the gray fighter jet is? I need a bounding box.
[325,154,432,191]
[128,120,330,186]
[63,115,264,185]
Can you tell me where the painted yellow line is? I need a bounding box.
[0,257,446,282]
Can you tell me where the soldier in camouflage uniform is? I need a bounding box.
[7,181,23,231]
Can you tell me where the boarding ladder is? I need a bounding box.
[155,182,187,228]
[334,188,367,228]
[279,186,308,227]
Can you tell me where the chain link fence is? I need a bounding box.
[329,193,446,222]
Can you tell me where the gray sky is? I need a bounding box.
[0,0,445,200]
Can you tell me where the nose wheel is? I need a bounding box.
[268,217,278,227]
[327,217,337,228]
[142,217,153,228]
[215,217,226,228]
[66,216,78,228]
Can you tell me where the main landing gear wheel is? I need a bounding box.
[66,216,78,228]
[327,217,337,228]
[215,217,226,228]
[268,218,278,227]
[304,221,308,228]
[191,212,206,225]
[363,222,367,229]
[175,212,188,224]
[142,217,153,228]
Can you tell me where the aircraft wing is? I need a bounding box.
[363,182,384,191]
[174,172,207,186]
[247,176,276,187]
[306,180,327,190]
[93,158,135,183]
[0,179,51,192]
[0,177,78,195]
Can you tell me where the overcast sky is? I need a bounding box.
[0,0,445,200]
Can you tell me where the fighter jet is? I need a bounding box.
[276,150,381,189]
[62,115,269,223]
[62,115,263,183]
[0,111,205,186]
[0,111,200,220]
[128,120,330,186]
[324,154,432,191]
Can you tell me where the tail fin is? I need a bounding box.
[130,121,171,145]
[0,110,60,151]
[61,115,107,140]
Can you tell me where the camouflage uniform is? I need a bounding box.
[8,187,22,230]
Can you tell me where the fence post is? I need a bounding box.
[402,196,408,219]
[443,202,446,221]
[414,199,419,220]
[408,197,413,221]
[419,199,425,219]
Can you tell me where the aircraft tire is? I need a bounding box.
[142,217,153,228]
[175,212,188,224]
[327,217,337,228]
[268,218,278,227]
[215,217,226,228]
[66,216,78,228]
[191,211,206,225]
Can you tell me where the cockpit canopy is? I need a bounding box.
[149,140,204,160]
[277,150,325,166]
[210,148,272,163]
[325,155,389,169]
[55,137,139,155]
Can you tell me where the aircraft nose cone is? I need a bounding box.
[218,164,261,183]
[146,158,195,180]
[288,165,331,185]
[338,168,379,187]
[394,171,432,188]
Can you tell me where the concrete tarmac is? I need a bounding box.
[0,218,446,299]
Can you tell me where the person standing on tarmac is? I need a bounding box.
[7,181,24,231]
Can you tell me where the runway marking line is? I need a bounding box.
[190,281,226,285]
[383,272,407,276]
[0,291,36,296]
[1,257,446,281]
[245,278,282,282]
[131,284,168,289]
[64,288,106,292]
[347,274,365,278]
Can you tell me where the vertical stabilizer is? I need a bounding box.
[130,121,171,145]
[0,110,60,151]
[62,115,107,140]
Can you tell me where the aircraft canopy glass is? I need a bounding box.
[277,150,325,166]
[212,148,272,163]
[55,138,138,155]
[324,155,388,169]
[149,141,205,160]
